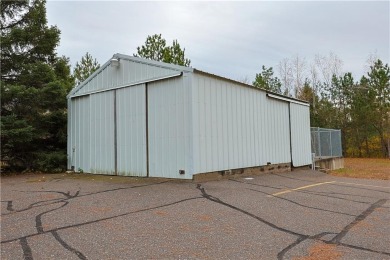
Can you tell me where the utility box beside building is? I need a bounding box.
[67,54,312,179]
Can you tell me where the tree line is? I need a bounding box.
[252,54,390,158]
[1,0,388,173]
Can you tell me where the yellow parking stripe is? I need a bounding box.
[268,181,336,197]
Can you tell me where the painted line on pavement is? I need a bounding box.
[268,181,336,197]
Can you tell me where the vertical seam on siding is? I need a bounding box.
[145,83,149,177]
[114,91,118,175]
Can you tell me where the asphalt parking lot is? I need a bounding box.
[1,170,390,259]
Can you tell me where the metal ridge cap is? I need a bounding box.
[113,53,194,72]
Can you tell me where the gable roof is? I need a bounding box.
[68,53,308,105]
[68,53,193,98]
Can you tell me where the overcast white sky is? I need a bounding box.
[47,1,389,83]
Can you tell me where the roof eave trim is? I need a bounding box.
[67,59,112,98]
[266,93,310,106]
[69,72,183,99]
[193,69,309,105]
[193,69,257,89]
[67,53,194,99]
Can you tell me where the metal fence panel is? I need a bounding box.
[311,127,342,158]
[331,130,342,157]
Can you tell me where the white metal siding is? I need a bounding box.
[265,98,291,164]
[89,91,115,174]
[74,59,178,96]
[68,55,311,178]
[67,99,72,169]
[148,74,193,179]
[69,96,90,172]
[290,103,312,166]
[192,74,290,174]
[116,84,147,176]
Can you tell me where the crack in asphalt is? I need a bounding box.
[35,202,69,234]
[248,188,356,217]
[231,178,386,212]
[273,173,390,195]
[2,198,68,216]
[6,200,14,211]
[297,189,383,205]
[1,200,15,212]
[19,237,33,260]
[330,199,387,243]
[272,173,323,183]
[77,181,170,198]
[277,232,336,260]
[2,180,192,259]
[301,189,385,199]
[196,184,304,237]
[278,236,308,260]
[331,183,390,194]
[3,178,390,259]
[196,183,390,259]
[2,181,169,216]
[229,178,286,190]
[230,178,381,206]
[277,196,390,257]
[196,183,312,259]
[1,197,202,245]
[51,230,87,260]
[16,190,80,199]
[7,201,14,211]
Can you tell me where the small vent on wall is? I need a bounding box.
[179,170,185,175]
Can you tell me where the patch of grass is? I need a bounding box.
[331,158,390,180]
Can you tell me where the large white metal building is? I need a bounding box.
[67,53,311,179]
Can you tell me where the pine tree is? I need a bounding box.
[1,0,73,172]
[366,60,390,157]
[73,52,100,85]
[135,34,191,67]
[252,66,282,94]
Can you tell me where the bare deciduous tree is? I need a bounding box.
[292,54,306,98]
[309,63,319,107]
[314,52,343,87]
[364,50,379,73]
[278,58,293,96]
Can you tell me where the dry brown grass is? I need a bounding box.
[294,242,342,260]
[331,158,390,180]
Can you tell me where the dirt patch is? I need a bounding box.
[330,158,390,180]
[294,242,342,260]
[154,210,169,216]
